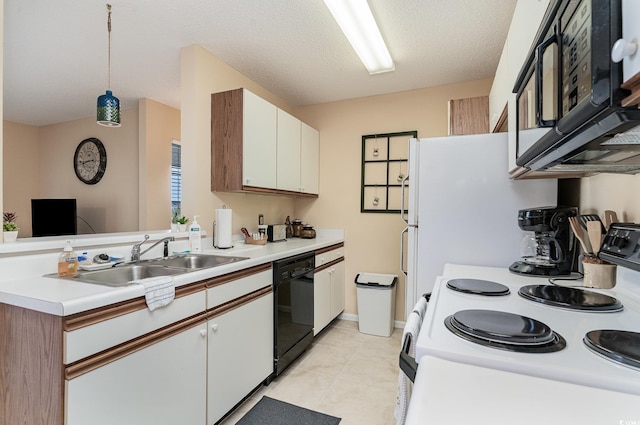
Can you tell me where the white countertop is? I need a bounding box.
[0,231,344,316]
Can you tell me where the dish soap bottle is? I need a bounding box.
[58,240,79,277]
[189,215,202,253]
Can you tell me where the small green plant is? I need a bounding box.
[171,209,189,226]
[3,212,19,232]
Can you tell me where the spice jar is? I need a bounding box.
[292,219,303,237]
[300,225,316,239]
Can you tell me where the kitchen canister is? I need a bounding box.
[214,205,233,249]
[582,259,616,289]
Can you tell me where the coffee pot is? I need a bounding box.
[519,234,565,266]
[509,206,577,276]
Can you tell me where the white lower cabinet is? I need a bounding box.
[314,258,345,335]
[330,261,345,319]
[65,322,208,425]
[314,267,332,335]
[207,292,274,424]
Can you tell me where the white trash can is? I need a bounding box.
[355,272,398,337]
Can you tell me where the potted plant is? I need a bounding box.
[176,215,189,232]
[3,212,20,243]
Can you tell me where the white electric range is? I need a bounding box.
[404,223,640,424]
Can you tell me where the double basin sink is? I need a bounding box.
[71,254,249,287]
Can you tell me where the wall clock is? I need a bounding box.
[74,137,107,185]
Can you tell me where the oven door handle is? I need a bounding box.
[399,333,418,383]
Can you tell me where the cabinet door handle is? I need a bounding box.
[211,324,219,332]
[199,329,207,337]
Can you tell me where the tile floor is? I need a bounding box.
[220,319,402,425]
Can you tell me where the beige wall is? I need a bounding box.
[294,78,494,320]
[4,100,180,236]
[1,0,3,239]
[2,121,39,234]
[38,110,140,234]
[3,111,139,235]
[179,45,296,237]
[580,174,640,222]
[139,99,181,231]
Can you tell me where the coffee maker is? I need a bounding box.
[509,206,577,276]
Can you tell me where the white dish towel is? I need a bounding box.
[394,296,428,425]
[132,276,175,311]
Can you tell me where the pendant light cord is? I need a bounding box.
[107,4,112,90]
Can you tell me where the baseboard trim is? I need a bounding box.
[338,313,405,329]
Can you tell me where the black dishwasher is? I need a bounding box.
[272,253,315,378]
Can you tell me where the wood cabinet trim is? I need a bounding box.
[621,71,640,107]
[492,103,508,133]
[315,242,344,256]
[1,304,65,425]
[242,185,319,198]
[448,96,489,135]
[315,257,344,273]
[211,88,244,192]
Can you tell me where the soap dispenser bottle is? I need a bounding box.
[189,215,202,253]
[58,240,79,277]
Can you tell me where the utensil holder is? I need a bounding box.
[245,236,267,245]
[582,259,616,289]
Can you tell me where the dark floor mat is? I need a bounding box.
[236,396,341,425]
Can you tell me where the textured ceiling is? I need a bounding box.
[3,0,517,126]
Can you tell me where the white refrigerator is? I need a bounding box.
[400,133,558,317]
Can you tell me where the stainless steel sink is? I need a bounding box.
[144,253,248,269]
[75,264,187,287]
[69,253,249,287]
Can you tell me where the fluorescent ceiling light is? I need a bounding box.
[323,0,395,74]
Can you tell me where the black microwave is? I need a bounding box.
[514,0,640,174]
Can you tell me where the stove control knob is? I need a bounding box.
[610,235,628,249]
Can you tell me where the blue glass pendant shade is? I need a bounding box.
[97,90,121,127]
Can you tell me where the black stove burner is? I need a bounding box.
[584,330,640,370]
[518,285,624,312]
[444,309,566,353]
[446,279,510,296]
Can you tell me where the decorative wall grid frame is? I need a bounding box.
[361,131,417,213]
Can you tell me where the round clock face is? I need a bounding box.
[74,138,107,185]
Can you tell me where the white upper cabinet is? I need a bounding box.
[277,109,302,192]
[619,0,640,83]
[300,122,320,195]
[243,89,278,189]
[211,88,319,196]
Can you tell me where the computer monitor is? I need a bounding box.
[31,199,78,237]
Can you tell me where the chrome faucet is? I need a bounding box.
[131,234,175,262]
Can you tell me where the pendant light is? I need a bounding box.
[97,4,121,127]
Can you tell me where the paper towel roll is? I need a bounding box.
[215,208,233,248]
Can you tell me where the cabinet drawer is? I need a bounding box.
[207,269,272,309]
[64,291,205,364]
[315,246,344,267]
